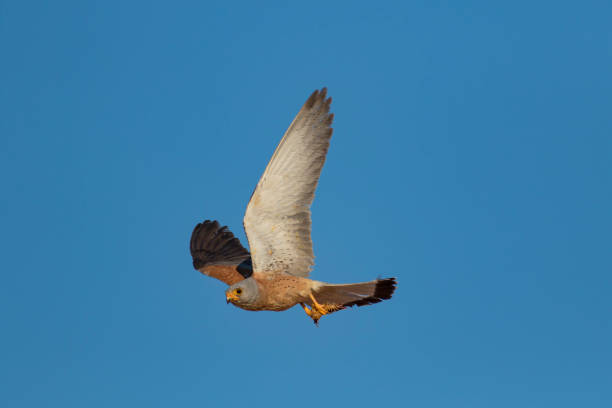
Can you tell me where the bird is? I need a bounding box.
[190,88,396,325]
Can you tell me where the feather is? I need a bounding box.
[313,278,397,308]
[190,220,252,285]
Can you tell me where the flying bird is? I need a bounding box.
[190,88,396,324]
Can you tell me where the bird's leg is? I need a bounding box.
[310,293,344,314]
[309,293,328,315]
[300,302,322,326]
[305,293,344,325]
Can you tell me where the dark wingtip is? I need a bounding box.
[304,87,331,110]
[305,89,319,108]
[190,220,251,274]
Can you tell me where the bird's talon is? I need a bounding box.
[301,294,343,325]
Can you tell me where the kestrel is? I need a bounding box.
[190,88,396,324]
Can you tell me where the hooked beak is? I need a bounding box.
[226,291,239,304]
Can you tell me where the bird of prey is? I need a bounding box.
[190,88,396,324]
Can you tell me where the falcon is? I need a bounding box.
[190,88,396,324]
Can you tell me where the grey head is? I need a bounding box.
[225,277,259,308]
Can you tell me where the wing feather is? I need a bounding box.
[190,220,252,285]
[243,88,333,277]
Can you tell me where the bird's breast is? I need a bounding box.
[251,272,311,311]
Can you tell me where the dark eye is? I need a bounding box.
[236,288,242,295]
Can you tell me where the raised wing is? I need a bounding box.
[190,220,252,285]
[243,88,333,277]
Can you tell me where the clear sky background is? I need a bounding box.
[1,1,611,407]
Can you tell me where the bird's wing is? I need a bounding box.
[243,88,333,278]
[190,220,252,286]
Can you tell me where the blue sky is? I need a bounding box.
[1,1,611,407]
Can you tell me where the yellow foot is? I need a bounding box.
[300,303,322,326]
[300,294,344,325]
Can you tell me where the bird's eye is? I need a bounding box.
[236,288,242,295]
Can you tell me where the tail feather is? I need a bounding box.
[313,278,397,308]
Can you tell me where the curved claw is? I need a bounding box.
[300,303,321,326]
[300,294,344,326]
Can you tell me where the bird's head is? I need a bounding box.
[226,278,258,307]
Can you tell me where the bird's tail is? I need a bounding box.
[312,278,397,309]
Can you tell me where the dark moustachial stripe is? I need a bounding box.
[190,220,252,278]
